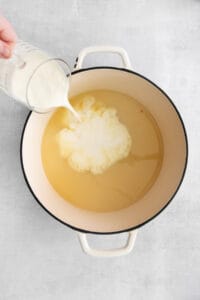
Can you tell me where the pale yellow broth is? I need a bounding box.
[41,90,163,212]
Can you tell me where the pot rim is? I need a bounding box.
[20,66,189,235]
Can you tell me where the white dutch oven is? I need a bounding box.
[20,46,188,257]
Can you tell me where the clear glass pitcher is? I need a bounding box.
[0,40,72,113]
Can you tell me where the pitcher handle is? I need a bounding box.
[78,230,137,257]
[74,45,132,70]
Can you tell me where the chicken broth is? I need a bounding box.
[41,90,163,212]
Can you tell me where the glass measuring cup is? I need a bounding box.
[0,40,77,116]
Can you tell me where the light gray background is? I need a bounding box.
[0,0,199,299]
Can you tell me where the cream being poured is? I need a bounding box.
[5,41,79,118]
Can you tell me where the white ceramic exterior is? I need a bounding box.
[21,46,187,256]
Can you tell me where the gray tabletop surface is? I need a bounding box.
[0,1,199,299]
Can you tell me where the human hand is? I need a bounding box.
[0,14,17,58]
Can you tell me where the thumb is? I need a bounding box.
[0,40,11,58]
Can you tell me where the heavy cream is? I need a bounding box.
[0,40,77,116]
[57,96,132,174]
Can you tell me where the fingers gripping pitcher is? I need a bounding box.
[0,40,78,117]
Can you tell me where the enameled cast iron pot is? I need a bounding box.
[20,46,188,257]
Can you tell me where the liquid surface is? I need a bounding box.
[41,90,163,212]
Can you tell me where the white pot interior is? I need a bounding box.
[21,68,187,233]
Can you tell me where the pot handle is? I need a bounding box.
[74,46,132,70]
[77,230,137,257]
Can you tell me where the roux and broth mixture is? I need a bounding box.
[41,90,163,212]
